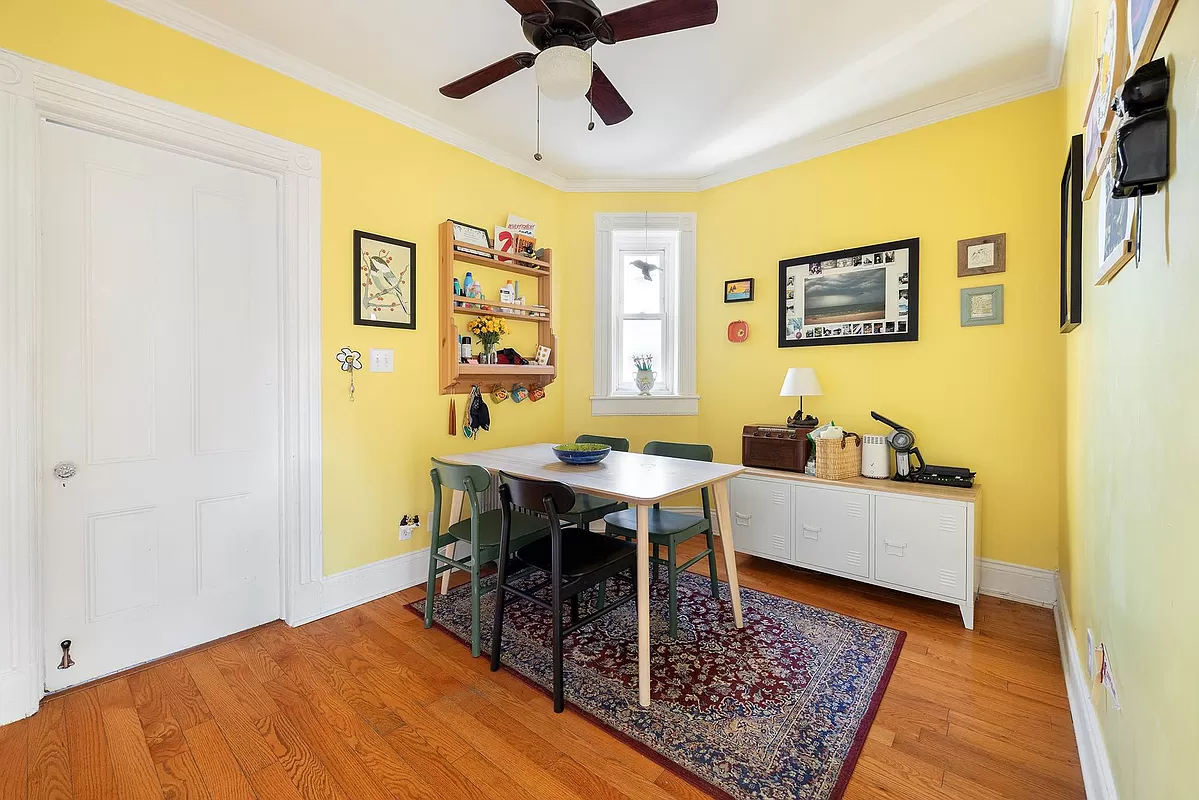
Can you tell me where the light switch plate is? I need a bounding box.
[370,349,394,373]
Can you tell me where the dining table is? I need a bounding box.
[436,443,746,707]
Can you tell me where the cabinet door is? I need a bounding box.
[874,495,967,600]
[792,486,870,578]
[729,477,792,562]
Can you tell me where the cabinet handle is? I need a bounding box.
[802,524,820,540]
[734,512,751,526]
[884,540,908,556]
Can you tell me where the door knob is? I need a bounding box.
[53,461,78,486]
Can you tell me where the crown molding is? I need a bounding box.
[104,0,574,190]
[107,0,1074,194]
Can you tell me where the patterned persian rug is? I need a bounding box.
[411,570,904,800]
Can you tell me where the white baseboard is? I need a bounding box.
[977,558,1058,607]
[293,550,428,627]
[1055,581,1119,800]
[0,667,38,726]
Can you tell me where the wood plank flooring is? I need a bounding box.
[0,539,1085,799]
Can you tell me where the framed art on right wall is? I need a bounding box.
[1096,163,1137,285]
[1128,0,1178,76]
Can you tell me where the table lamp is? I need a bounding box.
[780,367,823,428]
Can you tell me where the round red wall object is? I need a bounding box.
[727,320,749,342]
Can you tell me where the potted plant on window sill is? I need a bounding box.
[632,354,657,396]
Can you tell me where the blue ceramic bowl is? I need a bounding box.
[553,444,611,465]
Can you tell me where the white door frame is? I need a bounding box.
[0,48,324,724]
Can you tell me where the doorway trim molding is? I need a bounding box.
[0,47,323,725]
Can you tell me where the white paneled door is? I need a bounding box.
[39,122,281,691]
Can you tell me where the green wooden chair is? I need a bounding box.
[424,458,550,657]
[556,435,630,530]
[602,441,720,639]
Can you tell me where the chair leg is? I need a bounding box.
[470,565,482,658]
[667,540,678,639]
[653,543,660,582]
[569,596,580,627]
[424,537,440,629]
[705,527,720,598]
[552,587,565,713]
[490,556,509,673]
[597,579,607,610]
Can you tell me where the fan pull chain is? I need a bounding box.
[534,90,543,162]
[588,50,596,131]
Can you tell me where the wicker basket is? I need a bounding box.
[815,432,862,481]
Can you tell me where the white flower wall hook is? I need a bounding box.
[337,347,363,401]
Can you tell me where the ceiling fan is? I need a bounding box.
[439,0,719,127]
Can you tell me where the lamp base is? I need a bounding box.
[787,412,819,429]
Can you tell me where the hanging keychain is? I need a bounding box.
[336,347,363,402]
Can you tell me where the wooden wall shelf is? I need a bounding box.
[439,220,557,395]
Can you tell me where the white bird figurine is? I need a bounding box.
[631,259,660,281]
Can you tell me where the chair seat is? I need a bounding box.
[564,493,624,518]
[447,510,549,549]
[603,508,711,542]
[516,530,635,578]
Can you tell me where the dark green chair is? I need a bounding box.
[556,435,630,530]
[602,441,720,639]
[424,458,549,657]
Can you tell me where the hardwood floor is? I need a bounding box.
[0,539,1085,799]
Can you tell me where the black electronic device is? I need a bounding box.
[870,411,976,488]
[1113,58,1170,199]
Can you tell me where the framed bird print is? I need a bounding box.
[354,230,416,330]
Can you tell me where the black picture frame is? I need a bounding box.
[724,278,755,303]
[354,230,417,330]
[1060,134,1084,333]
[449,219,492,259]
[778,238,919,348]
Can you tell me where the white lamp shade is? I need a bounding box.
[535,46,592,101]
[780,368,823,397]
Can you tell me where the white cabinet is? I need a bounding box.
[729,477,792,562]
[793,485,870,579]
[730,470,979,628]
[874,495,967,601]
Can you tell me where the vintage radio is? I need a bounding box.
[742,424,812,473]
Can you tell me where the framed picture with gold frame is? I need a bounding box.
[1096,163,1136,285]
[1127,0,1178,77]
[1085,0,1130,199]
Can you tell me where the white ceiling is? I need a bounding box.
[111,0,1071,190]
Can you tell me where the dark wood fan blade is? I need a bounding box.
[439,53,536,99]
[587,65,633,125]
[505,0,553,25]
[594,0,718,44]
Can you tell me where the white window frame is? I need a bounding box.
[592,213,698,416]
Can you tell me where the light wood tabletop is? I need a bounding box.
[437,443,746,706]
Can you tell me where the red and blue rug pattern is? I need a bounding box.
[413,570,904,800]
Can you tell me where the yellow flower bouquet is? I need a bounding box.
[467,316,509,357]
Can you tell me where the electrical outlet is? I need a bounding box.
[398,521,412,541]
[1086,629,1097,680]
[1100,644,1120,710]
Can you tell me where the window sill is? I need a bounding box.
[590,394,699,417]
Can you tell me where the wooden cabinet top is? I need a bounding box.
[740,466,981,504]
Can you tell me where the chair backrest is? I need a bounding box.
[429,458,492,535]
[498,471,576,519]
[644,441,713,463]
[643,441,714,517]
[575,434,630,452]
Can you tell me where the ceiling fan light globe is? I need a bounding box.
[535,45,592,101]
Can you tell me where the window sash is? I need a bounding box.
[613,238,676,394]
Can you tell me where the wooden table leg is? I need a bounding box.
[636,503,651,707]
[439,489,465,595]
[711,480,744,628]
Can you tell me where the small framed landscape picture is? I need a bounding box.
[724,278,754,303]
[957,233,1006,277]
[961,285,1004,327]
[354,230,416,330]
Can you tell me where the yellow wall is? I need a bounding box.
[0,0,565,576]
[1059,1,1198,796]
[562,93,1066,569]
[3,0,1071,579]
